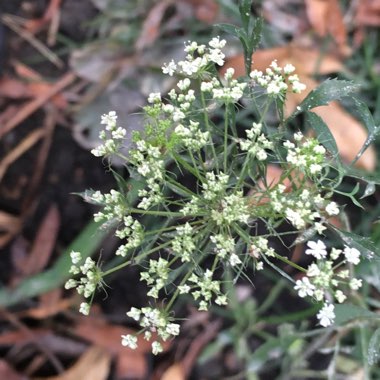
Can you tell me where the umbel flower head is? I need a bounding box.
[67,36,365,354]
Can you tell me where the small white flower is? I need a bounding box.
[305,240,327,260]
[294,277,315,298]
[335,290,346,303]
[148,92,161,104]
[325,202,339,216]
[79,302,90,315]
[166,323,180,336]
[162,60,177,76]
[70,251,82,264]
[121,334,138,349]
[283,63,295,74]
[152,341,163,355]
[343,246,360,265]
[349,278,363,290]
[127,307,141,321]
[317,303,335,327]
[229,253,242,266]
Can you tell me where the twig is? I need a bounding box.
[1,13,63,68]
[0,71,75,138]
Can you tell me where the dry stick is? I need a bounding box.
[0,307,64,373]
[22,107,57,212]
[0,128,45,182]
[0,71,76,138]
[1,14,63,68]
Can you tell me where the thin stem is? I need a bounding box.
[224,104,229,172]
[102,241,172,277]
[199,83,219,170]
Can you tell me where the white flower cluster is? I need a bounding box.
[130,140,165,210]
[91,111,127,157]
[140,258,170,299]
[250,60,306,96]
[210,233,241,266]
[211,68,247,103]
[211,191,250,226]
[114,216,144,256]
[184,269,227,311]
[171,223,196,262]
[92,189,127,225]
[294,240,362,327]
[175,120,210,151]
[284,133,327,176]
[270,185,323,231]
[239,122,274,161]
[122,306,180,355]
[65,251,100,315]
[162,37,226,78]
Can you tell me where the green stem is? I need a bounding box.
[224,104,229,172]
[129,208,184,217]
[199,83,219,170]
[102,241,172,277]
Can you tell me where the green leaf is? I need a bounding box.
[334,304,379,326]
[288,79,359,120]
[368,327,380,366]
[249,17,263,53]
[337,163,380,185]
[216,23,241,39]
[0,220,109,307]
[332,228,380,259]
[239,0,252,30]
[304,111,339,156]
[352,98,377,135]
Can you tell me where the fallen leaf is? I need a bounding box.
[188,0,219,23]
[0,78,31,99]
[73,317,152,378]
[223,45,376,171]
[305,0,349,55]
[33,346,111,380]
[354,0,380,45]
[16,205,60,278]
[0,72,75,138]
[135,0,174,51]
[161,363,185,380]
[0,211,23,248]
[0,360,27,380]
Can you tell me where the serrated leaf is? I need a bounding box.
[368,327,380,366]
[337,163,380,185]
[249,17,263,53]
[352,98,377,135]
[239,0,252,30]
[288,79,359,119]
[332,228,380,259]
[216,23,241,38]
[304,111,339,156]
[334,304,379,326]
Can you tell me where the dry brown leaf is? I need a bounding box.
[73,317,152,378]
[0,71,75,138]
[0,128,45,182]
[187,0,219,23]
[223,46,376,171]
[135,0,174,51]
[305,0,349,55]
[0,212,22,249]
[17,205,60,277]
[33,346,111,380]
[0,360,27,380]
[161,363,185,380]
[0,78,31,99]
